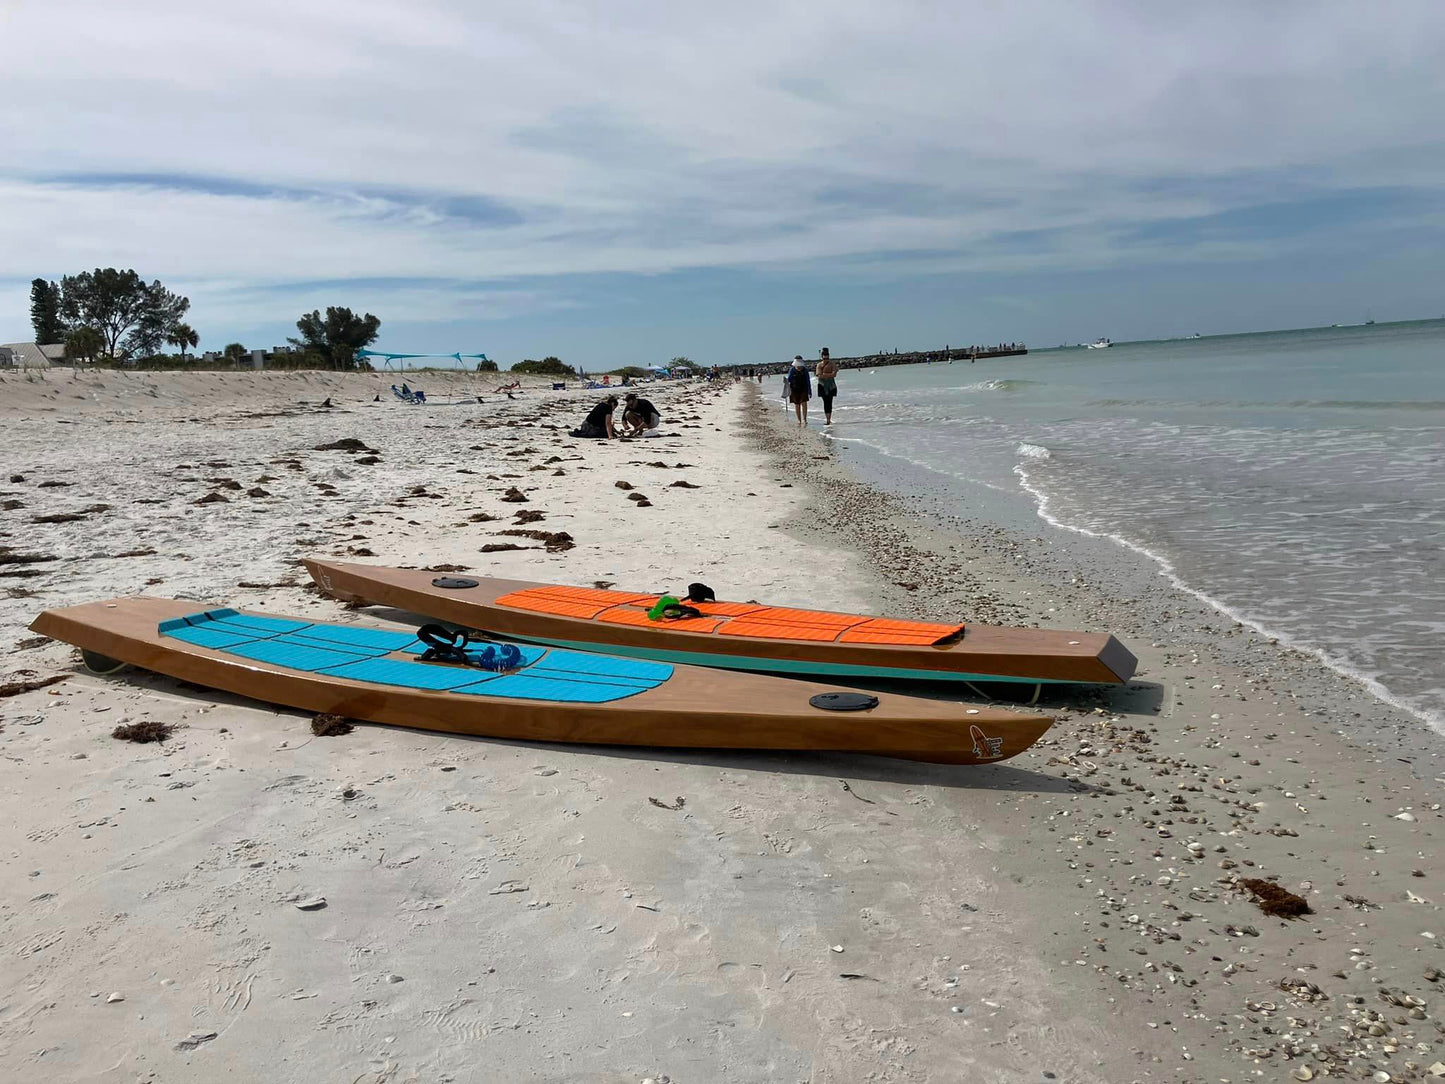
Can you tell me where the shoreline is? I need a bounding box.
[1009,454,1445,738]
[745,382,1445,1081]
[2,376,1441,1082]
[755,384,1444,763]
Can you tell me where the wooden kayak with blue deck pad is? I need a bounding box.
[304,559,1137,688]
[30,597,1055,764]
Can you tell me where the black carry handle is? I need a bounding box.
[416,624,525,672]
[685,581,716,603]
[416,623,474,664]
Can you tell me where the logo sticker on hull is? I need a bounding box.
[969,724,1004,759]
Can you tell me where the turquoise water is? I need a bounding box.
[818,320,1445,731]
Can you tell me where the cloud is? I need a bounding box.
[2,0,1444,355]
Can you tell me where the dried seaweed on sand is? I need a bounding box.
[113,721,174,743]
[311,713,354,736]
[1239,878,1312,918]
[0,674,68,698]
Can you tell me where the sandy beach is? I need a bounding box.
[2,367,1442,1083]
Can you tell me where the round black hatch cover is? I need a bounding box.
[431,577,480,589]
[809,691,879,712]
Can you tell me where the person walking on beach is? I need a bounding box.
[787,355,812,426]
[815,347,839,426]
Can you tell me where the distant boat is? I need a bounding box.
[1188,333,1201,339]
[1085,338,1112,349]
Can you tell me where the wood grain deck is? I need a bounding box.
[31,597,1055,764]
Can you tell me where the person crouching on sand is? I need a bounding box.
[570,395,618,439]
[621,392,661,436]
[787,356,812,426]
[815,347,838,425]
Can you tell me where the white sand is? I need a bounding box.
[2,368,1441,1083]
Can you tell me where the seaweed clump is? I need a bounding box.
[311,713,354,737]
[0,674,67,698]
[1240,878,1312,918]
[112,721,174,743]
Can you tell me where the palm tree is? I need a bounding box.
[167,322,199,360]
[64,326,105,368]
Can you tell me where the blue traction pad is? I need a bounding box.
[323,657,498,691]
[159,609,670,703]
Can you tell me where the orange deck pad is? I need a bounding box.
[714,606,866,642]
[741,607,862,628]
[594,605,724,634]
[496,586,653,620]
[498,588,965,646]
[837,631,945,645]
[716,621,859,642]
[838,618,966,646]
[674,600,767,618]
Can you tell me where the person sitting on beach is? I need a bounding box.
[570,395,619,439]
[621,392,661,436]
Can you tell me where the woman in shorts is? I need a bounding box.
[815,348,838,425]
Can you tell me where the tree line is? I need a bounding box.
[30,271,192,366]
[29,269,381,370]
[28,270,691,375]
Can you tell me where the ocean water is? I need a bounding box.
[814,320,1445,731]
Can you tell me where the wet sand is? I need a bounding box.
[748,382,1445,1083]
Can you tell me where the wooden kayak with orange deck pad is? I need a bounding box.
[304,560,1137,688]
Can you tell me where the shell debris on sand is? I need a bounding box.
[3,373,1442,1082]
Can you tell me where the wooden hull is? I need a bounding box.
[305,560,1137,686]
[30,598,1054,764]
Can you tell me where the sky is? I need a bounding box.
[3,1,1445,367]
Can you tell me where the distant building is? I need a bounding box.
[176,348,291,369]
[0,342,63,368]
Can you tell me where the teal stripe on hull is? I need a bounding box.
[496,634,1078,685]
